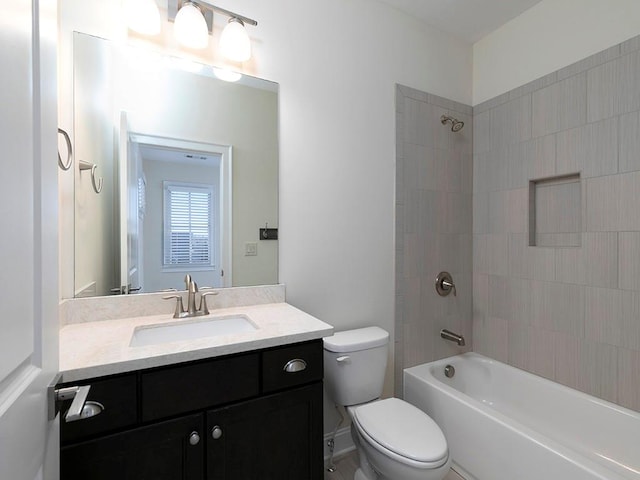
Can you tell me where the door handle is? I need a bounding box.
[56,385,91,422]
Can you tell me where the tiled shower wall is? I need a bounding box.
[394,85,473,396]
[473,35,640,412]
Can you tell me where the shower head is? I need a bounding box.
[440,115,464,132]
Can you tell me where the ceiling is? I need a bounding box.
[377,0,543,43]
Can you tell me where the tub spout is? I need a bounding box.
[441,329,465,346]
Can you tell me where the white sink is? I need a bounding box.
[130,314,258,347]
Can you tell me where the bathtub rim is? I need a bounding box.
[403,352,640,480]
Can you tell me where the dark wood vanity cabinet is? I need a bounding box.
[207,383,323,480]
[61,413,204,480]
[59,340,323,480]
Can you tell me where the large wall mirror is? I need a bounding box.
[73,32,278,297]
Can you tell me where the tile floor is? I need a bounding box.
[324,450,465,480]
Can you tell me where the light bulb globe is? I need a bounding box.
[219,18,251,62]
[174,2,209,49]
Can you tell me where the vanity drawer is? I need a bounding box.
[262,340,323,393]
[141,353,260,422]
[60,374,137,445]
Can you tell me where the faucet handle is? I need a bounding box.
[163,295,185,318]
[199,291,219,315]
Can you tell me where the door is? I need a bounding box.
[0,0,59,479]
[118,112,142,294]
[206,383,323,480]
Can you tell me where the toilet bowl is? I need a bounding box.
[323,327,451,480]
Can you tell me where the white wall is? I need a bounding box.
[473,0,640,104]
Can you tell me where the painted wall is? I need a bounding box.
[394,86,473,396]
[473,36,640,412]
[58,0,473,433]
[473,0,640,104]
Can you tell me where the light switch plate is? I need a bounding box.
[245,242,257,256]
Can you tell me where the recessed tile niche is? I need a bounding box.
[529,174,581,247]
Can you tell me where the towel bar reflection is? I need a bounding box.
[79,160,103,194]
[57,128,73,170]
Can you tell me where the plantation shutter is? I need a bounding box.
[163,182,214,267]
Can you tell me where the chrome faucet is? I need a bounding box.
[440,329,466,346]
[186,274,198,315]
[163,274,219,319]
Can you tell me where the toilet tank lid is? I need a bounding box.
[323,326,389,353]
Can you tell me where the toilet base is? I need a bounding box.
[354,468,371,480]
[349,409,451,480]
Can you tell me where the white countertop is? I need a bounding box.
[59,302,333,383]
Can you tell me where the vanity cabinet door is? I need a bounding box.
[61,413,204,480]
[206,382,323,480]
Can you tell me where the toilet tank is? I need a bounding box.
[323,327,389,406]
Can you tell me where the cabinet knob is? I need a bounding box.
[211,425,223,440]
[189,431,200,446]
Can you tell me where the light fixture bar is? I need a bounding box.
[197,0,257,26]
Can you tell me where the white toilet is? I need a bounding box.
[323,327,451,480]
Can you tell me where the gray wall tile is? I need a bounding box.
[555,232,618,288]
[618,347,640,411]
[490,94,532,150]
[473,317,508,362]
[621,34,640,55]
[576,340,618,403]
[556,117,618,178]
[585,174,622,231]
[395,85,473,395]
[619,232,640,291]
[587,50,640,122]
[508,233,556,280]
[585,287,626,347]
[619,110,640,173]
[530,281,585,336]
[532,73,587,137]
[508,135,556,189]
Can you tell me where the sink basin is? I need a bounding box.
[130,314,258,347]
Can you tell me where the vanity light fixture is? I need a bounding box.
[166,0,257,60]
[124,0,161,35]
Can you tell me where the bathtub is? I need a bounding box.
[404,353,640,480]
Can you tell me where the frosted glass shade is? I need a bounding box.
[219,18,251,62]
[174,2,209,49]
[125,0,161,35]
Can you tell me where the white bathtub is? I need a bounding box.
[404,353,640,480]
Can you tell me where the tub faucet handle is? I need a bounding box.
[435,272,456,297]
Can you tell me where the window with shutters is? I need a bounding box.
[163,182,215,270]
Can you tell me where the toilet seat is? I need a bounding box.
[351,398,449,469]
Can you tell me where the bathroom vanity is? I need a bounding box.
[57,300,332,480]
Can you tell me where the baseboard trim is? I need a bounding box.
[323,426,355,460]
